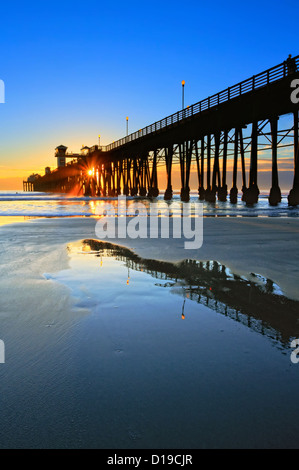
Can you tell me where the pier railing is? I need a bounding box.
[102,55,299,152]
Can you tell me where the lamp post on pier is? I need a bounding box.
[182,80,185,110]
[126,116,129,136]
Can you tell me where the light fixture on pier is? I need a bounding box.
[126,267,130,285]
[181,80,185,110]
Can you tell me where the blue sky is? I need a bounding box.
[0,0,298,186]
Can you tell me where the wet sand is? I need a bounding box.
[1,215,299,449]
[1,216,299,300]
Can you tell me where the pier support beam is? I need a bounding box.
[205,135,216,202]
[195,140,201,199]
[164,146,173,200]
[107,163,114,196]
[130,159,138,196]
[288,110,299,206]
[84,177,92,196]
[116,161,122,195]
[198,138,205,199]
[218,130,228,201]
[269,117,281,206]
[246,121,260,205]
[111,162,116,196]
[123,158,131,196]
[139,156,147,197]
[212,132,221,201]
[179,141,191,202]
[148,151,159,198]
[185,140,192,201]
[230,128,239,203]
[239,128,247,201]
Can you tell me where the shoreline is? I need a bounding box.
[1,215,299,300]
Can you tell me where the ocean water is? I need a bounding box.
[0,190,299,218]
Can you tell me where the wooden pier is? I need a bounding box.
[27,55,299,205]
[23,181,34,192]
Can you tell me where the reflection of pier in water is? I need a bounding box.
[82,239,299,349]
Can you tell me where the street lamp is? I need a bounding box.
[126,116,129,136]
[98,134,101,147]
[181,80,185,110]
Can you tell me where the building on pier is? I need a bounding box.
[23,173,41,192]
